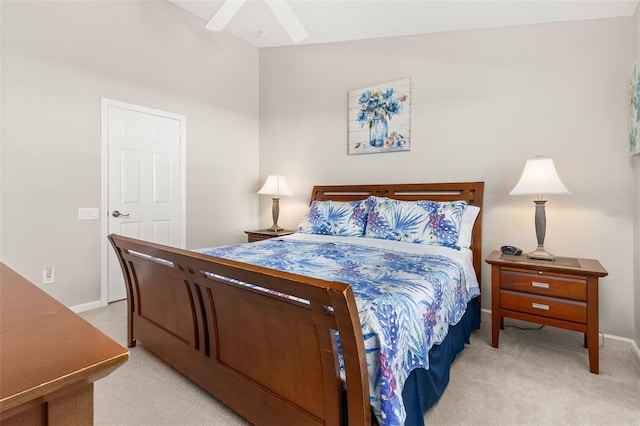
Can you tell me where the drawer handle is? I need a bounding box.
[532,302,550,311]
[531,281,550,289]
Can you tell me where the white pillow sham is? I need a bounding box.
[457,205,480,249]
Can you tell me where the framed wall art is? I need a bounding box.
[348,78,411,155]
[630,62,640,156]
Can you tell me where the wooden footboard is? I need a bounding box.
[108,234,370,426]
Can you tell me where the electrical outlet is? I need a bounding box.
[42,267,55,284]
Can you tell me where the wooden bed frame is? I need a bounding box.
[108,182,484,426]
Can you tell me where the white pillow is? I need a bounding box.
[457,205,480,249]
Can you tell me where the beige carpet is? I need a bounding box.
[81,301,640,426]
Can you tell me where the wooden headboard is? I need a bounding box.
[309,182,485,285]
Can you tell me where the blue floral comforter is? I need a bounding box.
[198,234,479,426]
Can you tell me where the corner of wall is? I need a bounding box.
[633,4,640,349]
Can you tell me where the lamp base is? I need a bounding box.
[528,199,555,261]
[265,198,283,232]
[527,247,555,261]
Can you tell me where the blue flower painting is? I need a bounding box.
[349,78,411,155]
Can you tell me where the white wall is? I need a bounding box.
[0,1,259,307]
[260,18,635,338]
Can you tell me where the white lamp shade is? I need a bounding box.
[509,158,570,196]
[257,175,292,196]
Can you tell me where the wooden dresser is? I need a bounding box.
[0,263,129,425]
[485,251,607,374]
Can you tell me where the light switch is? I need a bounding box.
[78,208,99,220]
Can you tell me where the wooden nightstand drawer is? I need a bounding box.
[248,233,273,242]
[501,268,586,301]
[501,290,587,324]
[245,230,295,243]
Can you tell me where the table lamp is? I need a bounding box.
[509,156,570,261]
[257,175,292,232]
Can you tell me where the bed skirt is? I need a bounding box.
[344,297,481,425]
[402,296,480,425]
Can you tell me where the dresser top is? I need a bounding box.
[0,263,129,411]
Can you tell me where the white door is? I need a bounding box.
[102,99,185,303]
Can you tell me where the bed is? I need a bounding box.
[108,182,484,426]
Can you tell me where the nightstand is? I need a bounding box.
[485,250,608,374]
[244,229,295,243]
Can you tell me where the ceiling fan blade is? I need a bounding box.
[205,0,247,31]
[264,0,309,42]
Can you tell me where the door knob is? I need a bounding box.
[111,210,130,217]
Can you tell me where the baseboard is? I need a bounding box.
[70,300,102,313]
[481,308,640,365]
[608,334,640,367]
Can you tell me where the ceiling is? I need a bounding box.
[170,0,639,48]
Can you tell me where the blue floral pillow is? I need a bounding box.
[298,200,369,237]
[364,196,467,249]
